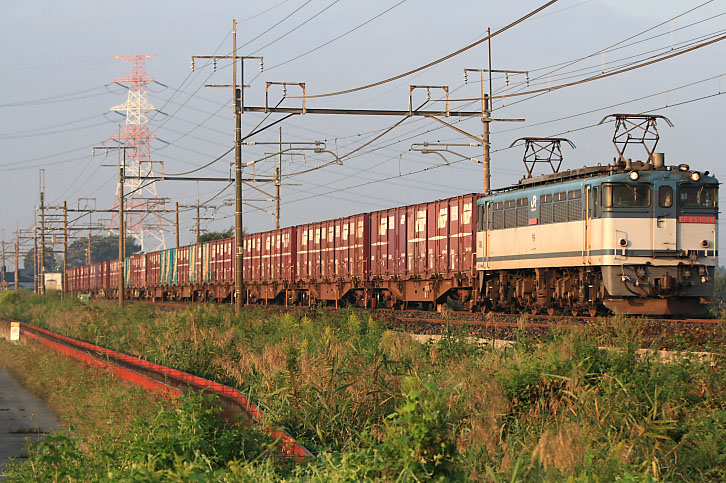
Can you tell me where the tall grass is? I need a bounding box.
[1,292,725,481]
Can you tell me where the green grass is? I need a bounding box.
[1,291,725,481]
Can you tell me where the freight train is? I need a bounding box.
[67,118,718,315]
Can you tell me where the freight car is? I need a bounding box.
[66,115,717,315]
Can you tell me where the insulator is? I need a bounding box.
[259,59,264,72]
[505,73,509,86]
[526,73,530,86]
[191,59,195,72]
[464,72,468,84]
[213,59,217,72]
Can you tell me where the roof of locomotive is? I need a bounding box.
[482,160,718,200]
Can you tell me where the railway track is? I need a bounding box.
[381,310,721,350]
[139,299,722,350]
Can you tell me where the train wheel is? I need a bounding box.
[589,308,598,317]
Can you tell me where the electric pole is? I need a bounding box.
[175,201,180,248]
[464,27,528,194]
[177,200,215,242]
[63,201,68,296]
[1,230,6,291]
[14,233,19,291]
[192,21,263,315]
[276,127,282,229]
[119,152,124,307]
[33,221,38,294]
[39,170,46,294]
[94,132,134,307]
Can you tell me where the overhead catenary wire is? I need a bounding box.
[0,85,106,108]
[490,32,726,100]
[287,0,559,99]
[248,0,344,55]
[494,0,717,98]
[277,85,726,207]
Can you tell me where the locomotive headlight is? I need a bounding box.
[628,171,640,181]
[690,171,701,182]
[702,240,710,248]
[619,238,628,247]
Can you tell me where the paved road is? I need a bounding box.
[0,367,59,481]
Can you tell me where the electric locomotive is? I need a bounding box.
[475,116,718,315]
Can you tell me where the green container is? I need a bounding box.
[160,248,178,286]
[124,257,131,288]
[189,245,198,284]
[201,242,211,283]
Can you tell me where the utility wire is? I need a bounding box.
[236,0,314,52]
[494,32,726,99]
[497,0,716,97]
[249,0,343,55]
[289,0,559,99]
[238,0,292,23]
[0,86,106,107]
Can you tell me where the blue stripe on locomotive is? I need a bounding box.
[476,169,719,220]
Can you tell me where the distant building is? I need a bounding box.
[44,273,63,291]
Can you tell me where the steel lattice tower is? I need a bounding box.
[109,54,166,253]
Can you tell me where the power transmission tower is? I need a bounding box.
[110,54,166,253]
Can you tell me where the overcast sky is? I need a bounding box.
[2,0,725,266]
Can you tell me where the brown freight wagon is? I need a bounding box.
[177,246,190,296]
[109,260,121,297]
[209,238,233,300]
[245,227,296,304]
[369,193,482,308]
[80,265,90,292]
[146,251,161,297]
[294,214,369,305]
[90,262,107,294]
[296,223,317,281]
[66,267,78,293]
[130,253,147,291]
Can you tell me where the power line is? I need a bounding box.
[248,0,343,55]
[0,86,106,107]
[262,0,409,73]
[236,0,314,52]
[493,32,726,100]
[289,0,559,99]
[496,0,717,98]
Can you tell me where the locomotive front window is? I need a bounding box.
[658,186,673,208]
[604,184,650,208]
[679,185,717,209]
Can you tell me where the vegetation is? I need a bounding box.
[713,265,726,303]
[0,337,270,481]
[1,291,725,481]
[66,234,142,268]
[23,234,142,271]
[197,227,236,243]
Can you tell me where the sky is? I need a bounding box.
[1,0,725,267]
